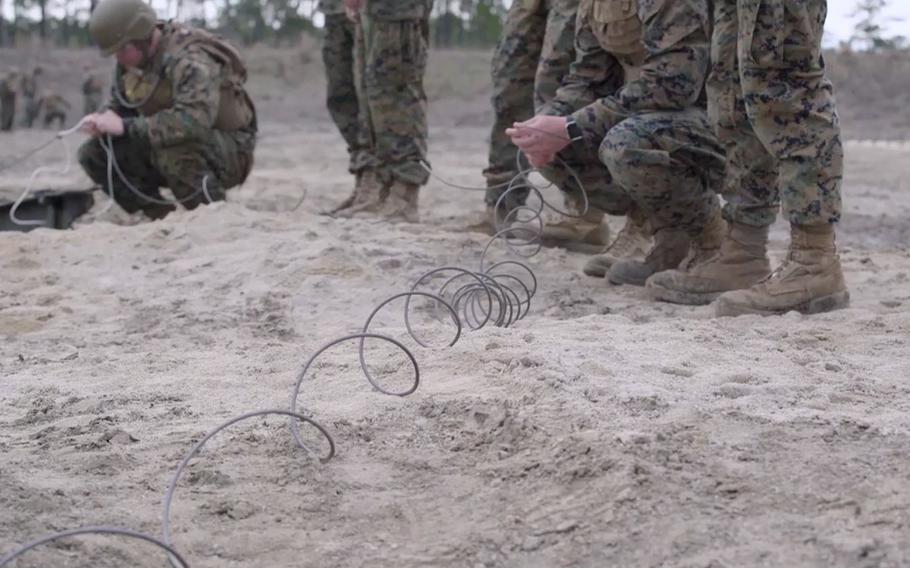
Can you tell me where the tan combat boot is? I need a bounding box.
[536,205,610,254]
[371,180,420,223]
[325,173,361,215]
[607,227,691,286]
[715,223,849,317]
[646,220,770,305]
[334,170,388,218]
[582,205,651,278]
[465,205,508,235]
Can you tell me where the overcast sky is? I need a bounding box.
[824,0,908,46]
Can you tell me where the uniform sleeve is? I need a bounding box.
[540,10,624,118]
[570,0,710,148]
[128,46,223,147]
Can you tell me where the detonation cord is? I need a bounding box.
[1,138,587,566]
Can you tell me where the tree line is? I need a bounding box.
[0,0,904,51]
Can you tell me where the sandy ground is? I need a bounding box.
[3,55,910,566]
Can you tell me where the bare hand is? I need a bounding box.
[80,110,124,137]
[505,116,571,168]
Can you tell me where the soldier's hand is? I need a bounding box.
[83,109,124,137]
[79,113,102,137]
[506,116,571,168]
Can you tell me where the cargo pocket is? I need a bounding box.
[591,0,642,56]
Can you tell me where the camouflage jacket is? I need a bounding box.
[545,0,711,148]
[113,21,255,148]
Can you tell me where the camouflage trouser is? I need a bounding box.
[484,0,578,207]
[0,97,13,131]
[44,111,66,130]
[23,96,39,128]
[541,110,725,234]
[710,0,843,228]
[83,94,102,116]
[355,14,429,186]
[323,13,369,174]
[78,128,256,216]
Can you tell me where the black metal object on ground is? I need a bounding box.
[0,189,95,232]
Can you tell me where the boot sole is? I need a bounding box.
[540,237,606,255]
[646,283,721,306]
[715,290,851,317]
[607,272,648,287]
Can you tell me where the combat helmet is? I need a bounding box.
[89,0,158,56]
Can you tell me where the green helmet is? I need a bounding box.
[89,0,157,56]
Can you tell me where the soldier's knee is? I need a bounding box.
[599,117,653,177]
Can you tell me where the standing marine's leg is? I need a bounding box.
[482,0,546,215]
[352,12,429,222]
[322,12,380,215]
[646,0,774,304]
[716,0,848,316]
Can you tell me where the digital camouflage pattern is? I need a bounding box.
[711,0,843,228]
[484,0,578,207]
[354,4,431,186]
[78,21,256,217]
[82,72,104,115]
[0,71,16,131]
[21,69,42,128]
[322,12,369,174]
[540,0,724,234]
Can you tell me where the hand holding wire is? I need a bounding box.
[506,116,571,168]
[79,110,124,137]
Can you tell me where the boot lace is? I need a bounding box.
[604,222,647,257]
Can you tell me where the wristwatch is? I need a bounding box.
[565,118,584,143]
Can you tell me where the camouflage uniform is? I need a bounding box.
[484,0,579,208]
[711,0,842,228]
[82,72,104,115]
[645,0,847,315]
[320,0,368,174]
[41,93,71,129]
[0,72,16,131]
[78,21,257,218]
[20,69,42,128]
[539,0,725,234]
[354,0,431,187]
